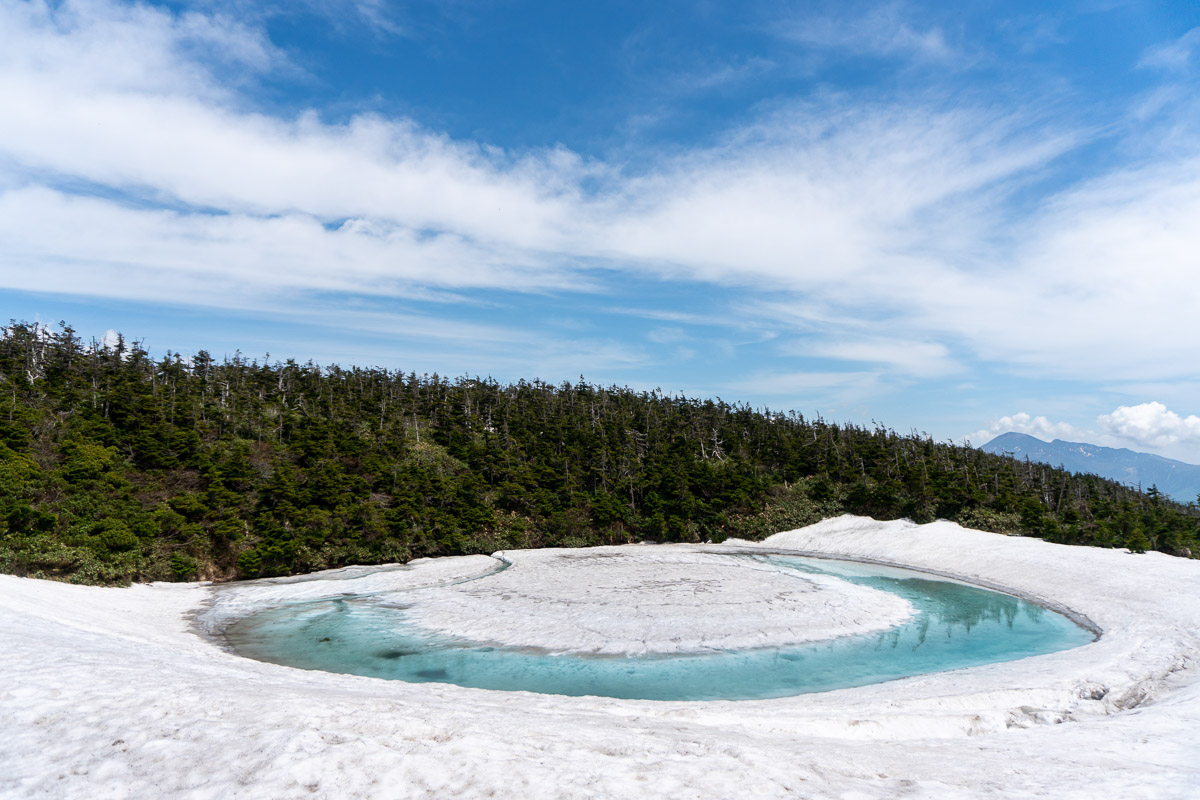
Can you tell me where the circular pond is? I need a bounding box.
[222,553,1096,701]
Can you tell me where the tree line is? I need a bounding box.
[1,320,1195,585]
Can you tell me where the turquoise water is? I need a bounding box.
[223,555,1095,701]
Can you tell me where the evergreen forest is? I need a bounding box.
[1,320,1196,585]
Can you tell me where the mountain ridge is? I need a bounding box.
[981,432,1200,503]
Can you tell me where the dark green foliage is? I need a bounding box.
[1,320,1196,585]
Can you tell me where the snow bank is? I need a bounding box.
[2,516,1199,799]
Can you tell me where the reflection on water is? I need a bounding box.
[224,555,1095,701]
[762,556,1048,649]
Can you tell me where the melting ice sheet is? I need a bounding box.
[222,555,1095,701]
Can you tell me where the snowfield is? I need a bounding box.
[3,516,1200,799]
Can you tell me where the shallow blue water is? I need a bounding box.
[224,555,1095,701]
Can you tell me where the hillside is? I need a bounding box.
[982,432,1200,503]
[1,320,1196,585]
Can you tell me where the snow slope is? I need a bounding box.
[3,516,1199,799]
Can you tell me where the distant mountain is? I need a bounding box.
[980,432,1200,504]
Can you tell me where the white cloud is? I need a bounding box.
[1139,27,1200,71]
[907,152,1200,383]
[197,0,406,38]
[0,0,282,98]
[2,0,1200,399]
[594,103,1074,293]
[343,0,403,36]
[0,186,578,302]
[773,2,954,62]
[967,403,1200,463]
[646,327,687,344]
[965,412,1092,447]
[604,308,714,325]
[0,1,1071,317]
[661,56,777,94]
[726,370,883,401]
[1098,402,1200,452]
[786,337,959,378]
[0,1,587,259]
[997,14,1067,55]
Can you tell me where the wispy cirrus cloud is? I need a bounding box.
[916,154,1200,382]
[4,0,1200,413]
[192,0,406,37]
[726,369,884,403]
[770,1,955,62]
[0,1,1071,306]
[0,186,579,304]
[797,338,960,379]
[1138,26,1200,71]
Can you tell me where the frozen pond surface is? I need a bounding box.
[223,555,1094,700]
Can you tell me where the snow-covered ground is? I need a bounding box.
[3,516,1200,798]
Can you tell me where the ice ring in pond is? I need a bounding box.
[219,550,1096,701]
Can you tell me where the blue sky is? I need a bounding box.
[2,0,1200,460]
